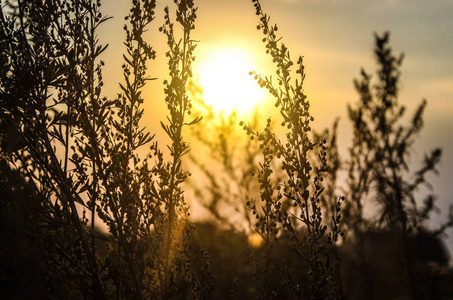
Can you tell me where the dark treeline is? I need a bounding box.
[1,0,452,299]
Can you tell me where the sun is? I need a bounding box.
[195,48,267,114]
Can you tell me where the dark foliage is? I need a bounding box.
[343,32,453,300]
[1,0,210,299]
[1,0,452,299]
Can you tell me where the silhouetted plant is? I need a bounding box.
[347,31,453,239]
[141,0,211,298]
[1,1,111,297]
[312,118,342,233]
[1,0,211,299]
[90,0,157,297]
[238,1,344,298]
[346,32,453,299]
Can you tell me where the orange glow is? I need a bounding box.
[248,232,264,248]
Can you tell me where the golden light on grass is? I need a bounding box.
[196,48,267,115]
[248,232,264,248]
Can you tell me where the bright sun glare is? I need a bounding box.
[196,48,267,114]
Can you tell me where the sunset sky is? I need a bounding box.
[100,0,453,253]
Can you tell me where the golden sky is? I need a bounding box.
[99,0,453,250]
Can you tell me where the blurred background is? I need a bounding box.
[99,0,453,257]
